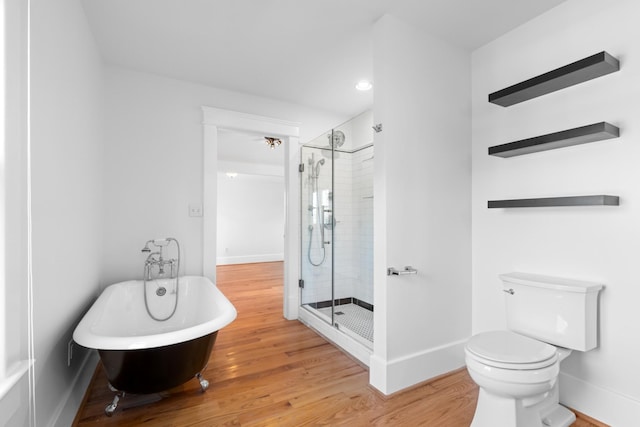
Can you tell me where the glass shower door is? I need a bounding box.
[300,135,334,325]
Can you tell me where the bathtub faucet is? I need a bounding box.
[144,252,176,280]
[141,238,181,280]
[144,252,178,279]
[140,238,182,321]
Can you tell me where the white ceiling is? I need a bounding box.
[81,0,567,118]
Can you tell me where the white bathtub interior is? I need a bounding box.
[73,275,237,350]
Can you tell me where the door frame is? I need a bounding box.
[202,106,301,319]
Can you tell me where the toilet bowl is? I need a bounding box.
[465,331,576,427]
[466,273,603,427]
[466,331,559,398]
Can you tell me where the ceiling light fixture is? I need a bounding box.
[355,80,372,91]
[225,172,238,178]
[264,136,282,149]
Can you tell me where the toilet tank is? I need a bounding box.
[500,272,603,351]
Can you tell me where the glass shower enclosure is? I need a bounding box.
[299,111,374,349]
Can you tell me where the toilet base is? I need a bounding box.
[470,386,576,427]
[541,404,576,427]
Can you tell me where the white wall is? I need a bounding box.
[471,0,640,424]
[30,0,104,425]
[217,172,284,265]
[103,67,346,286]
[370,15,471,394]
[0,0,30,424]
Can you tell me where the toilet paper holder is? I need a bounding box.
[387,266,418,276]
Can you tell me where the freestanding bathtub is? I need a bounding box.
[73,275,236,411]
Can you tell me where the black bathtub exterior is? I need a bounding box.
[98,331,218,394]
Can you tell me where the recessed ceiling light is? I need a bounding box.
[355,80,372,91]
[225,172,238,178]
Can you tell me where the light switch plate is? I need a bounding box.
[189,204,203,217]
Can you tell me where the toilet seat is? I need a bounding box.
[466,331,558,370]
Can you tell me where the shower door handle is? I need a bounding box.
[387,266,418,276]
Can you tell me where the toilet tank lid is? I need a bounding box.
[500,272,604,293]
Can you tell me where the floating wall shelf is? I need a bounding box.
[489,51,620,107]
[488,195,619,209]
[488,122,619,158]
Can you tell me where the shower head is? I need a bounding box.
[327,130,345,148]
[314,158,325,177]
[141,238,165,253]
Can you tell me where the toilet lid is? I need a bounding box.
[466,331,557,366]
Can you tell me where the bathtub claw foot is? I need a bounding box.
[196,373,209,391]
[104,390,125,417]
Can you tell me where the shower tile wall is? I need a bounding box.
[352,146,374,304]
[333,153,355,301]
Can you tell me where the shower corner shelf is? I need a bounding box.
[488,122,619,158]
[488,51,620,107]
[488,195,619,209]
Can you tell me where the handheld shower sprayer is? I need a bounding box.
[141,238,170,253]
[306,154,328,266]
[313,159,325,178]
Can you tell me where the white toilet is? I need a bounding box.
[465,272,603,427]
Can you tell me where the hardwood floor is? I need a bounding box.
[74,262,604,426]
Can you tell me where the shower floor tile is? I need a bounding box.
[317,303,373,343]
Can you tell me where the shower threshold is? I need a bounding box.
[303,300,373,349]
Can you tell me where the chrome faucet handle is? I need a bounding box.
[145,252,161,264]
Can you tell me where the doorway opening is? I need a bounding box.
[202,107,301,319]
[216,129,285,266]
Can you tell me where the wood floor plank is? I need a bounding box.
[73,261,605,426]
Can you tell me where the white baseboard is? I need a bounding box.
[216,253,284,265]
[298,308,372,366]
[560,372,640,426]
[370,338,467,395]
[50,350,99,427]
[284,293,299,320]
[0,360,33,427]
